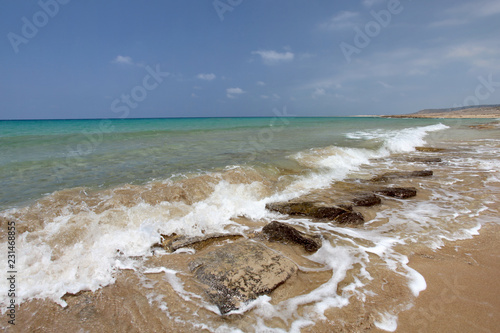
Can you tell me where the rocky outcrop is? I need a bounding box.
[406,157,442,163]
[375,187,417,199]
[262,221,321,252]
[160,233,243,252]
[265,201,364,224]
[352,193,382,207]
[265,201,347,218]
[189,241,297,314]
[371,170,433,182]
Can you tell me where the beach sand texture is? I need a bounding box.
[396,223,500,333]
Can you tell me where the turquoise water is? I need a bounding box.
[0,117,491,210]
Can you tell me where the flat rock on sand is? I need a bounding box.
[262,221,322,252]
[265,201,365,224]
[375,187,417,199]
[189,241,297,314]
[161,233,243,252]
[371,170,433,182]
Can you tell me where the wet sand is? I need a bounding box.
[394,222,500,333]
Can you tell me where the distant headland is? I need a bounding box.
[383,104,500,118]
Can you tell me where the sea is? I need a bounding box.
[0,116,499,332]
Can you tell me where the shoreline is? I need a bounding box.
[392,222,500,333]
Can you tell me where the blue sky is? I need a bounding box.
[1,0,499,119]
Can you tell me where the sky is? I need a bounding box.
[1,0,499,119]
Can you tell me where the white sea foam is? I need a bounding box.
[0,178,274,308]
[374,312,398,332]
[286,124,450,199]
[346,123,449,154]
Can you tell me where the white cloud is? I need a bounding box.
[362,0,385,8]
[377,81,393,89]
[227,87,244,94]
[261,94,280,100]
[430,0,500,27]
[252,50,294,65]
[300,38,500,97]
[312,88,326,99]
[320,11,359,30]
[408,69,428,76]
[445,41,500,70]
[446,45,489,59]
[197,73,216,81]
[428,18,469,28]
[449,0,500,18]
[257,81,266,86]
[226,87,245,98]
[112,55,134,65]
[299,53,315,60]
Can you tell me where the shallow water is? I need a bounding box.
[1,117,499,332]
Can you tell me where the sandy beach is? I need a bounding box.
[393,222,500,333]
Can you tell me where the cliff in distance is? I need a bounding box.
[384,104,500,118]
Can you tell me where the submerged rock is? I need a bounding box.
[262,221,321,252]
[415,147,446,152]
[406,157,443,163]
[161,233,243,252]
[375,187,417,199]
[189,241,297,314]
[352,193,382,207]
[335,211,365,225]
[469,121,500,130]
[371,170,433,182]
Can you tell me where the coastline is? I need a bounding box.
[382,114,500,119]
[393,222,500,333]
[381,104,500,119]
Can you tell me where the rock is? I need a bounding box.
[375,187,417,199]
[352,193,382,207]
[265,201,364,225]
[371,170,433,182]
[469,121,500,130]
[335,211,365,225]
[189,241,297,314]
[415,147,446,152]
[262,221,321,252]
[406,157,442,163]
[265,201,352,219]
[161,233,243,253]
[265,201,318,216]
